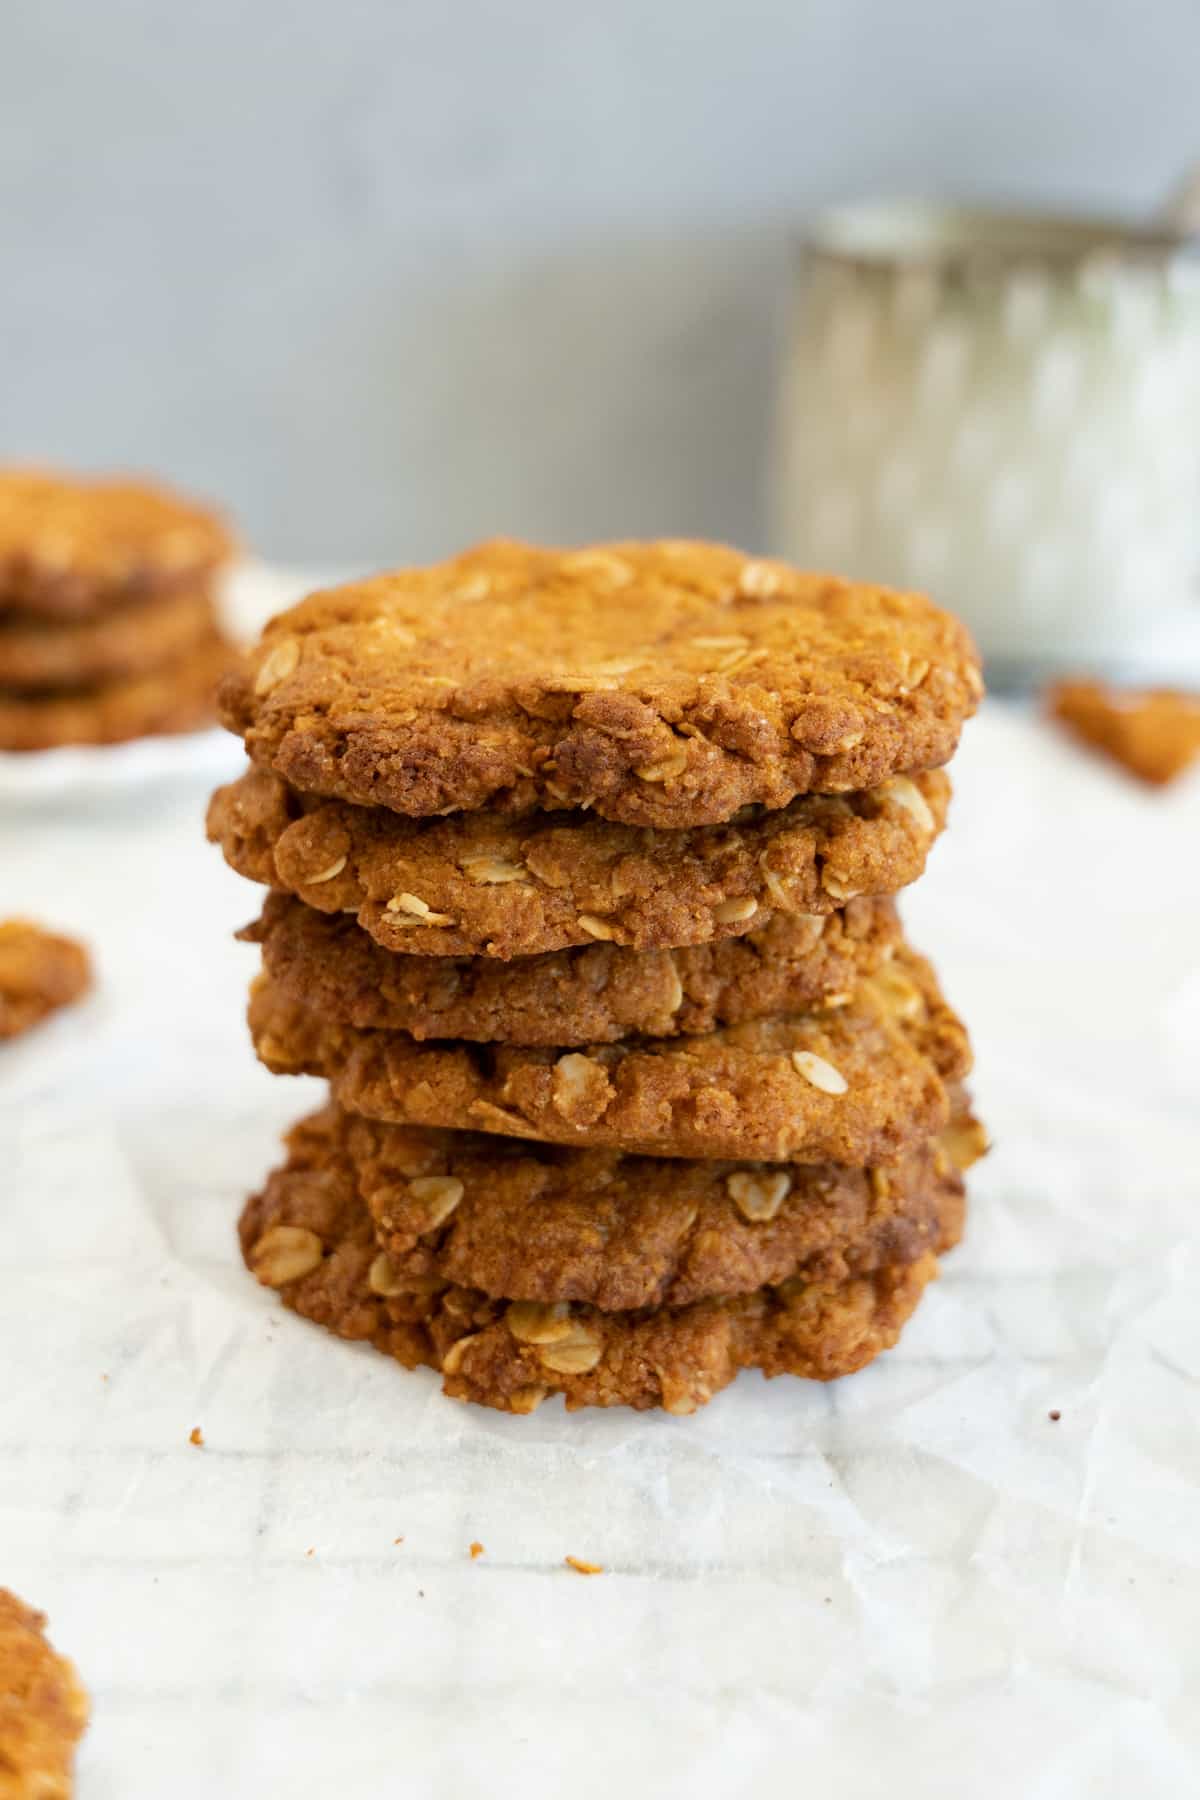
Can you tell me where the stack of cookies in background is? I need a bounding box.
[209,540,986,1416]
[0,467,233,752]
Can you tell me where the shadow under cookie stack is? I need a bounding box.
[209,539,986,1417]
[0,467,233,752]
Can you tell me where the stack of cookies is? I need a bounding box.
[209,539,986,1416]
[0,467,234,752]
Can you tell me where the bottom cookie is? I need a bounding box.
[0,1587,89,1799]
[239,1113,958,1414]
[0,633,231,751]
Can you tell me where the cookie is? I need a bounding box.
[218,538,981,827]
[248,946,971,1166]
[0,634,231,751]
[238,1121,951,1413]
[208,764,949,958]
[244,891,901,1045]
[0,588,219,690]
[0,465,233,619]
[0,1588,89,1799]
[0,920,92,1041]
[341,1091,980,1307]
[1047,678,1200,787]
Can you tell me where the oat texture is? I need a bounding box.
[218,538,981,827]
[342,1089,981,1306]
[244,891,901,1045]
[238,1117,955,1414]
[209,763,949,958]
[247,946,972,1166]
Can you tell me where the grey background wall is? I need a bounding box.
[2,0,1197,567]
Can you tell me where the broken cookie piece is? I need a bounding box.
[0,919,92,1041]
[1047,678,1200,787]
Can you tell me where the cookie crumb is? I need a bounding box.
[1047,678,1200,786]
[565,1556,604,1576]
[469,1541,484,1560]
[189,1426,204,1447]
[393,1536,405,1546]
[1049,1410,1061,1422]
[0,918,92,1041]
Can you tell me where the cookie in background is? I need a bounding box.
[0,466,236,752]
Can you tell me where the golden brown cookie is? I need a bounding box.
[208,763,949,958]
[0,466,233,619]
[0,920,92,1041]
[0,588,219,689]
[0,1588,89,1799]
[342,1090,981,1307]
[238,1117,953,1414]
[218,538,981,827]
[248,946,971,1166]
[244,891,901,1045]
[0,634,232,751]
[1047,678,1200,787]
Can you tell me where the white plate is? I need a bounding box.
[0,562,319,807]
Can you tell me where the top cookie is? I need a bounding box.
[219,539,981,827]
[0,466,234,618]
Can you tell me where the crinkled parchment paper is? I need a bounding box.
[3,686,1199,1798]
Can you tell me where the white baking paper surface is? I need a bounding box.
[2,694,1199,1798]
